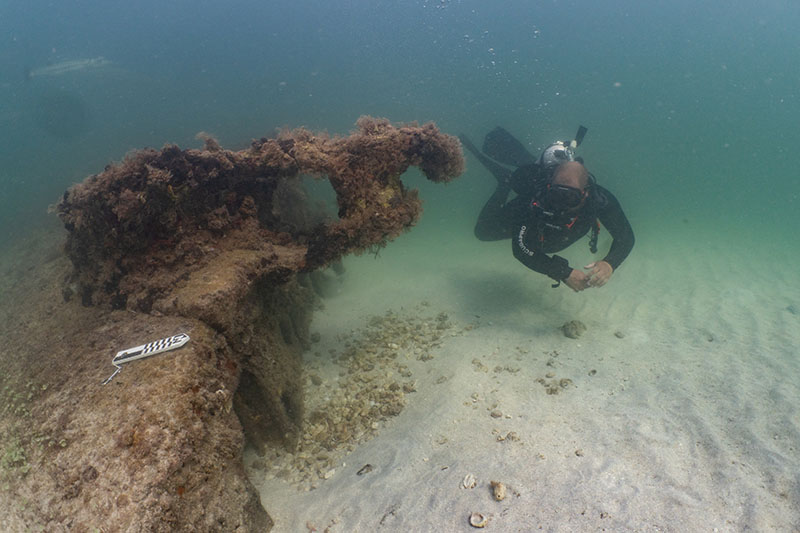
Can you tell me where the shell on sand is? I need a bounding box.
[469,512,488,528]
[462,473,477,489]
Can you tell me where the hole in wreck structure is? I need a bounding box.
[265,173,348,299]
[275,174,345,299]
[269,174,340,238]
[300,174,340,219]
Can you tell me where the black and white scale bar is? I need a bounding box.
[102,333,190,384]
[112,333,190,365]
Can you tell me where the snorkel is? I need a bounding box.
[571,125,588,150]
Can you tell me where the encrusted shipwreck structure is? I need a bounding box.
[1,117,462,531]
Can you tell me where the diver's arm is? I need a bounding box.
[511,224,573,282]
[596,187,635,270]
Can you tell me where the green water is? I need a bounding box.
[2,2,800,530]
[2,0,799,257]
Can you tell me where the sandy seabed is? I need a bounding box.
[250,223,800,533]
[2,213,797,532]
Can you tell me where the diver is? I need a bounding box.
[460,126,634,292]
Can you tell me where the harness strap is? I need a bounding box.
[589,220,600,253]
[530,199,600,255]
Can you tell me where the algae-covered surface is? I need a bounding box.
[0,119,463,531]
[0,223,270,531]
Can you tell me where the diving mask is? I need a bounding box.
[546,183,588,212]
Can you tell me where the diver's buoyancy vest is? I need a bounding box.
[527,187,603,254]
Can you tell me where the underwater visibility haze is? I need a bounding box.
[2,0,800,530]
[0,0,798,249]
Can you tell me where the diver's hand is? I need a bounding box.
[585,261,613,288]
[564,269,590,292]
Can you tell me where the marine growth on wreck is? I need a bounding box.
[37,116,465,529]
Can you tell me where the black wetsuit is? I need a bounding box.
[475,174,635,284]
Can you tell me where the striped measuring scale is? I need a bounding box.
[102,333,190,385]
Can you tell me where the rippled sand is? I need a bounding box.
[252,225,800,532]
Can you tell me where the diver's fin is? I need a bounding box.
[459,134,512,184]
[573,125,588,147]
[482,127,537,167]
